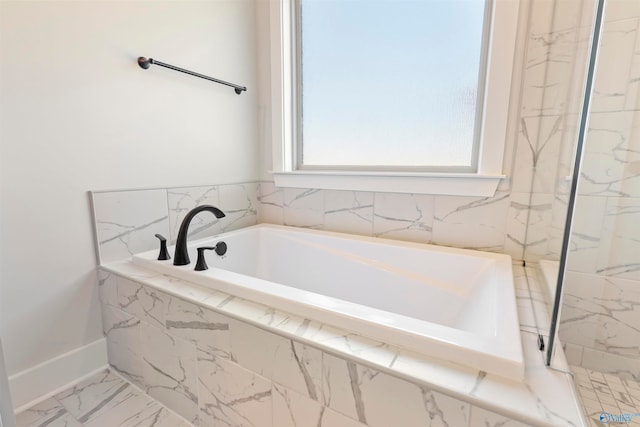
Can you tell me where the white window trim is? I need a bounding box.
[269,0,519,197]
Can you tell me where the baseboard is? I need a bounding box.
[9,338,108,410]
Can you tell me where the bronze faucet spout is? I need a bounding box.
[173,205,225,266]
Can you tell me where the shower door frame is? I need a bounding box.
[545,0,607,366]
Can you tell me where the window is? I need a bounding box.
[298,0,488,172]
[270,0,520,196]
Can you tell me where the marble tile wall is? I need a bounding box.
[482,1,601,371]
[92,182,526,264]
[256,184,518,256]
[519,0,596,263]
[91,183,258,264]
[558,1,640,378]
[98,269,535,427]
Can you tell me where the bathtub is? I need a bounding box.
[132,224,524,380]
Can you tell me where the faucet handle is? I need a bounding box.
[195,246,216,271]
[154,234,171,261]
[195,242,227,271]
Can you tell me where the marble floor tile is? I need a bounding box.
[16,369,192,427]
[15,398,79,427]
[55,370,138,424]
[84,392,189,427]
[573,365,640,426]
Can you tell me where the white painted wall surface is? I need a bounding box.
[0,0,259,395]
[0,338,15,426]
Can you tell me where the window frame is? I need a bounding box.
[295,0,491,174]
[269,0,519,197]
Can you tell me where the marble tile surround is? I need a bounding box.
[92,182,533,267]
[557,2,640,378]
[486,0,640,383]
[518,0,597,264]
[92,189,171,264]
[560,268,640,377]
[91,184,258,264]
[96,261,585,427]
[261,184,522,257]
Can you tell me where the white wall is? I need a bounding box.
[0,0,259,385]
[0,338,15,426]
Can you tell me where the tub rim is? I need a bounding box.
[133,224,524,380]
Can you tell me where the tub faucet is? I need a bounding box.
[174,205,225,266]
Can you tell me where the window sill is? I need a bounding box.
[271,171,505,197]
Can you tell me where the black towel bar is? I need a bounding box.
[137,57,247,95]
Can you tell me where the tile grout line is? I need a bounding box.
[107,368,195,427]
[16,368,195,427]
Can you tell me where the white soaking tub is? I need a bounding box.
[133,224,523,380]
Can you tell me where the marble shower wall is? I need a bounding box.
[558,1,640,378]
[519,0,597,263]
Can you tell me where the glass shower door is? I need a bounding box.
[549,0,640,374]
